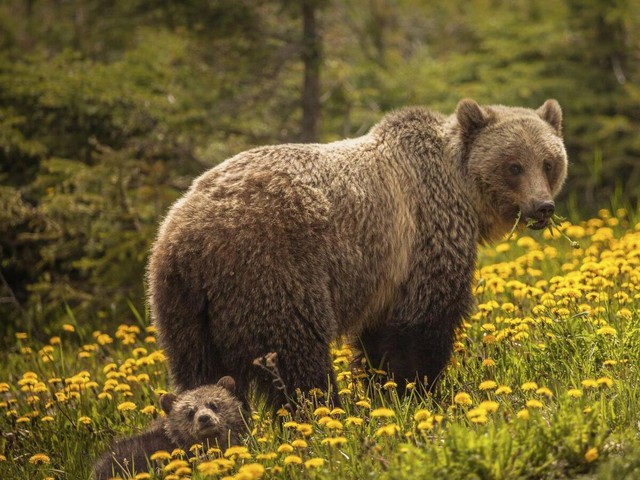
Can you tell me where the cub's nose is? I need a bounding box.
[198,414,213,426]
[535,201,555,220]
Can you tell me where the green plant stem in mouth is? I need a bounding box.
[548,215,581,249]
[506,210,522,241]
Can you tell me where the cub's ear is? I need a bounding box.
[456,98,491,134]
[160,392,177,414]
[216,376,236,393]
[537,99,562,134]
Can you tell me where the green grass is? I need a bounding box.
[1,208,640,479]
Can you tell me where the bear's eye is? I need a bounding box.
[543,161,553,172]
[207,402,219,412]
[508,164,523,176]
[187,408,196,420]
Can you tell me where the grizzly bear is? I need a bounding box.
[147,99,568,409]
[93,377,244,480]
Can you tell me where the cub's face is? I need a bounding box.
[160,376,243,447]
[456,99,568,241]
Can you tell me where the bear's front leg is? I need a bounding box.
[356,297,470,393]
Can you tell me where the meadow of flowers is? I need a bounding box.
[1,209,640,479]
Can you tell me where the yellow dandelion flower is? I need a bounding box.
[223,446,250,458]
[325,419,343,430]
[414,409,431,421]
[581,379,598,389]
[603,360,618,367]
[313,407,330,417]
[479,401,499,413]
[15,332,28,340]
[238,463,265,478]
[140,405,157,415]
[526,399,543,409]
[516,409,530,420]
[29,453,51,464]
[479,380,497,391]
[164,459,189,472]
[375,423,400,437]
[454,392,472,405]
[355,400,371,409]
[417,419,434,430]
[406,382,416,390]
[134,473,151,479]
[291,439,308,449]
[296,423,313,436]
[482,358,496,367]
[521,382,538,391]
[171,448,186,457]
[78,416,92,425]
[305,457,324,469]
[283,420,298,428]
[596,377,614,388]
[17,416,30,424]
[318,416,331,426]
[536,387,554,398]
[62,324,75,332]
[0,454,6,461]
[383,381,398,389]
[339,388,352,395]
[567,389,582,398]
[330,408,346,416]
[470,415,488,424]
[277,444,294,453]
[276,408,289,417]
[41,415,54,422]
[256,453,277,460]
[596,326,617,336]
[321,436,348,447]
[371,408,395,418]
[214,458,234,471]
[467,407,487,419]
[150,450,171,461]
[585,447,599,463]
[345,416,363,426]
[117,401,137,412]
[283,455,302,465]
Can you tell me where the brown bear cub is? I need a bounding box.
[148,99,568,409]
[94,377,243,480]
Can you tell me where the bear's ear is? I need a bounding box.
[216,376,236,393]
[160,392,177,414]
[456,98,490,134]
[537,99,562,135]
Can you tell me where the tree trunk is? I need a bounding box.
[301,0,321,142]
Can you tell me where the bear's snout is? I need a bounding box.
[524,200,555,229]
[197,412,219,428]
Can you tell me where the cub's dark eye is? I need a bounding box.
[509,164,523,175]
[543,161,553,172]
[187,408,196,420]
[207,402,219,412]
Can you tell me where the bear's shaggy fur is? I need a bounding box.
[93,377,244,480]
[148,99,568,408]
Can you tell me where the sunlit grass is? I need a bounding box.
[1,208,639,479]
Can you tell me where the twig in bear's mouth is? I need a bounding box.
[505,210,522,241]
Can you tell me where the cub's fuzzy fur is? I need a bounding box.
[148,99,568,409]
[94,377,243,480]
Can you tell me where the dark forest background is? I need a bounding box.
[1,0,639,342]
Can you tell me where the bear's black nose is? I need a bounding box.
[535,201,555,219]
[198,414,212,426]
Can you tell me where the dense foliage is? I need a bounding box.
[1,1,639,354]
[1,212,639,478]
